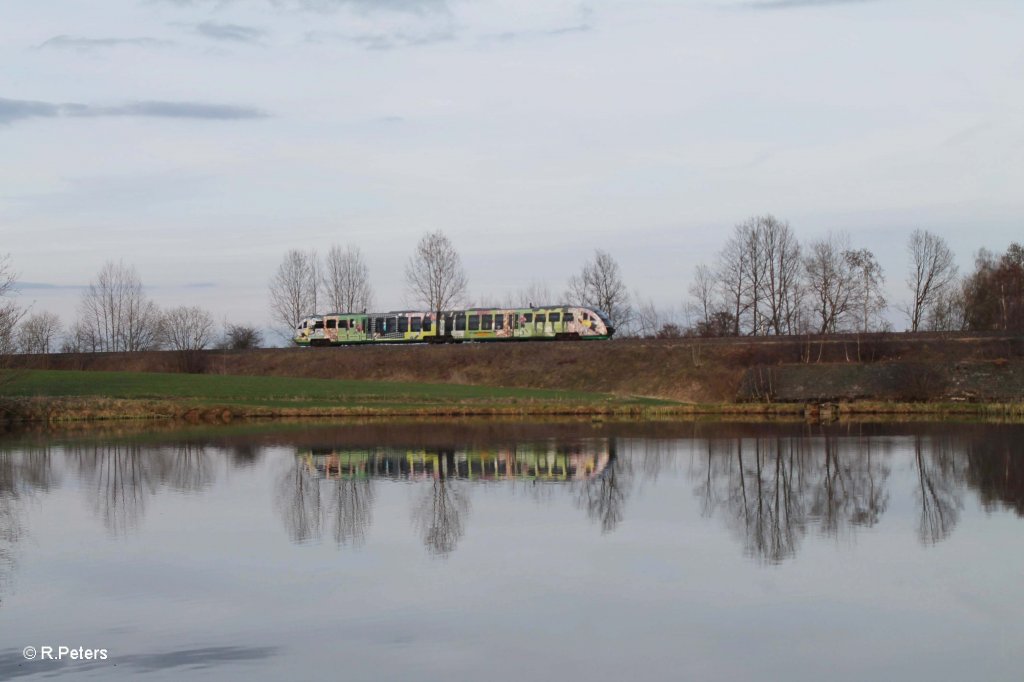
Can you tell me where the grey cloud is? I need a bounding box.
[156,0,447,13]
[0,98,58,123]
[39,35,175,50]
[306,29,454,50]
[14,281,85,290]
[276,0,449,12]
[102,101,267,119]
[485,7,593,43]
[192,22,267,43]
[738,0,877,8]
[487,24,591,43]
[0,97,268,125]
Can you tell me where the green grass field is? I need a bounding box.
[0,369,675,412]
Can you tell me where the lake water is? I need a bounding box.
[1,420,1022,681]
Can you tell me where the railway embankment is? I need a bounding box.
[6,333,1024,417]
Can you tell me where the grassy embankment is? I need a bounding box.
[0,369,710,423]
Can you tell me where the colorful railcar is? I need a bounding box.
[293,305,614,346]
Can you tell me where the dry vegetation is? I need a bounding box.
[9,331,1024,406]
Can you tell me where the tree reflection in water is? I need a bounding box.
[413,452,469,557]
[276,450,375,547]
[70,443,214,535]
[276,457,322,543]
[574,445,630,534]
[692,435,892,563]
[328,478,375,548]
[286,441,617,555]
[913,435,964,545]
[0,423,1019,573]
[0,446,58,605]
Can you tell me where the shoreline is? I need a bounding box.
[3,395,1024,426]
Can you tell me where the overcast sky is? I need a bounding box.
[2,0,1022,337]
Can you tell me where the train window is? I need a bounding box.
[481,314,492,330]
[468,315,480,331]
[549,313,561,322]
[314,320,324,329]
[535,314,546,325]
[495,314,505,328]
[411,317,422,332]
[523,313,533,323]
[455,314,466,331]
[398,317,409,333]
[341,320,350,329]
[326,319,336,329]
[388,317,398,333]
[423,316,432,332]
[374,317,384,333]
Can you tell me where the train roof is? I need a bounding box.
[304,304,611,318]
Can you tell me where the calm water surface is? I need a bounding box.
[1,420,1022,681]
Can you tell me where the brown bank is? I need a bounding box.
[6,332,1024,423]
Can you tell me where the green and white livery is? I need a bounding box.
[294,305,615,346]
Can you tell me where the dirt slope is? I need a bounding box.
[13,332,1024,403]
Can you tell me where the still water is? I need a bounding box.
[1,420,1022,681]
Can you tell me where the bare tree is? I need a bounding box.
[61,319,100,353]
[17,311,62,354]
[0,255,25,357]
[566,249,630,327]
[739,218,768,334]
[804,232,856,334]
[219,323,263,350]
[716,230,750,336]
[404,231,468,312]
[633,292,662,338]
[905,229,958,332]
[688,263,717,331]
[77,260,162,351]
[845,248,887,332]
[926,284,968,332]
[269,249,318,338]
[163,306,215,351]
[757,216,803,335]
[508,279,553,308]
[322,244,373,313]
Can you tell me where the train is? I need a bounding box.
[293,305,615,346]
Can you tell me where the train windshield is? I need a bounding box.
[593,310,614,327]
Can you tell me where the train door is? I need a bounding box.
[520,311,532,338]
[535,312,547,337]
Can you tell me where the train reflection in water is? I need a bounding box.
[283,440,619,556]
[298,441,613,483]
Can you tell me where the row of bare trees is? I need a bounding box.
[0,258,263,358]
[268,232,633,337]
[682,218,991,336]
[687,215,890,336]
[268,244,374,335]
